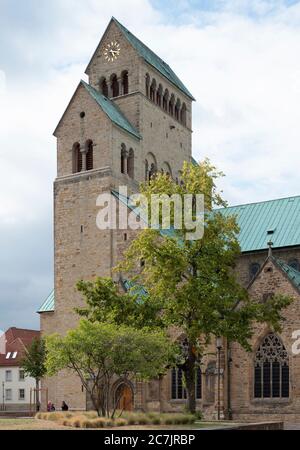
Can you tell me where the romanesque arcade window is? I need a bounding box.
[86,140,94,171]
[121,144,127,174]
[72,142,82,174]
[254,333,289,399]
[127,149,134,179]
[122,71,129,95]
[144,74,188,127]
[100,77,109,97]
[121,145,134,179]
[171,367,202,400]
[111,74,119,98]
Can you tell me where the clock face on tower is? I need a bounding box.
[104,41,121,62]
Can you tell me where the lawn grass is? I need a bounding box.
[0,418,73,430]
[0,418,234,431]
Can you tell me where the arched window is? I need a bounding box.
[86,140,93,171]
[254,333,289,399]
[169,94,175,116]
[111,74,119,98]
[288,259,300,271]
[205,362,216,403]
[128,149,134,179]
[156,84,163,107]
[171,367,202,400]
[122,71,129,95]
[175,99,181,121]
[180,103,187,126]
[250,263,261,281]
[161,162,172,178]
[149,164,156,181]
[150,79,156,102]
[121,144,127,175]
[145,73,150,98]
[145,153,157,181]
[100,77,108,97]
[72,142,82,174]
[163,89,169,112]
[145,160,149,181]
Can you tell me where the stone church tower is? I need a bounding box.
[40,17,195,411]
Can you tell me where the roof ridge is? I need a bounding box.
[218,194,300,211]
[111,17,195,100]
[274,258,300,290]
[80,80,141,140]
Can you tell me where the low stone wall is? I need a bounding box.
[226,421,284,430]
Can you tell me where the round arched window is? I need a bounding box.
[250,262,261,280]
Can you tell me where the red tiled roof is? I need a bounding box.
[0,327,40,367]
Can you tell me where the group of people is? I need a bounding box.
[47,401,69,412]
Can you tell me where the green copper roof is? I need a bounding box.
[81,80,141,140]
[38,290,55,314]
[274,258,300,291]
[112,18,195,101]
[219,196,300,253]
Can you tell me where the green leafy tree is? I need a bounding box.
[46,319,175,417]
[21,338,47,411]
[117,160,293,414]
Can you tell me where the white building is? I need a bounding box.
[0,328,39,413]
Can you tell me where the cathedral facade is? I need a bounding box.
[39,18,300,422]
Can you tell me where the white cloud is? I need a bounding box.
[1,0,300,328]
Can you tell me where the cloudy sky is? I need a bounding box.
[1,0,300,331]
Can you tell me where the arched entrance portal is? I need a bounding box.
[115,383,134,412]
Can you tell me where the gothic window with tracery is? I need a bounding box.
[254,333,289,399]
[171,367,202,400]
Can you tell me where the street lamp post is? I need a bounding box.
[216,337,223,421]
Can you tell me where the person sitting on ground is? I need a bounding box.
[61,401,69,411]
[51,404,56,412]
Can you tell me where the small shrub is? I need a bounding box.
[147,413,161,425]
[47,412,65,421]
[126,413,138,426]
[194,411,203,421]
[84,411,98,419]
[80,419,94,429]
[91,418,108,428]
[137,414,150,425]
[62,419,72,427]
[69,415,87,428]
[163,414,176,425]
[113,418,127,427]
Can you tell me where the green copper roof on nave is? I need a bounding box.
[38,290,55,314]
[219,195,300,253]
[81,80,141,140]
[111,17,195,101]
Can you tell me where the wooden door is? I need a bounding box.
[116,384,133,411]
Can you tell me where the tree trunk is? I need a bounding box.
[184,346,196,415]
[35,379,40,412]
